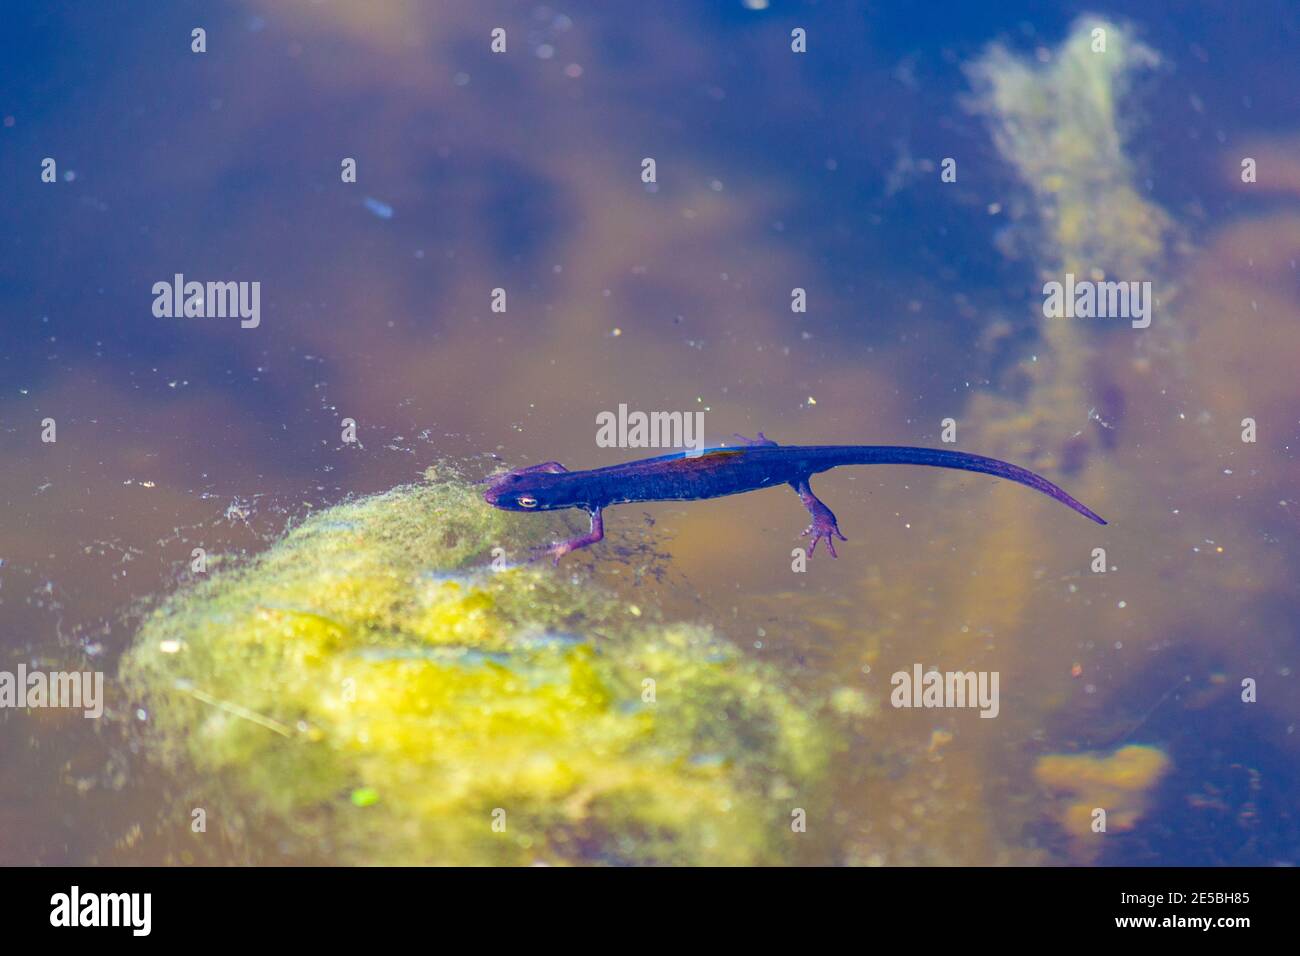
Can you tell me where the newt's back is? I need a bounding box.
[573,447,800,505]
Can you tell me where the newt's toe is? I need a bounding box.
[801,517,846,559]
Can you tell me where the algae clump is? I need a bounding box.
[121,472,828,864]
[1035,744,1171,860]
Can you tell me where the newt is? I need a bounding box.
[481,433,1106,563]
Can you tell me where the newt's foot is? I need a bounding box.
[528,541,572,566]
[733,432,778,448]
[533,508,605,566]
[791,477,846,558]
[544,537,596,565]
[801,514,847,558]
[531,536,594,566]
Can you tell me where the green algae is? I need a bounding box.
[121,470,830,864]
[963,16,1174,464]
[964,16,1169,281]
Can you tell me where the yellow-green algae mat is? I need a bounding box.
[122,473,830,864]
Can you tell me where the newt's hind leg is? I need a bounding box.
[733,432,778,447]
[792,478,847,558]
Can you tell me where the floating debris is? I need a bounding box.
[363,196,394,220]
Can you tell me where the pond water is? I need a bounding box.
[2,2,1297,865]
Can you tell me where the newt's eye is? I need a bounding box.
[516,496,538,509]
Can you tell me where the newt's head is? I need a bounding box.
[480,462,574,512]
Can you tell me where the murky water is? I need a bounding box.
[2,2,1297,865]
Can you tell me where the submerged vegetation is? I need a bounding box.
[1035,744,1172,860]
[122,471,833,864]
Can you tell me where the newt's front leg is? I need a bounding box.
[543,507,604,565]
[792,478,847,558]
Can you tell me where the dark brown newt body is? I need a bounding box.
[481,434,1105,563]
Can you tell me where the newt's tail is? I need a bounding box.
[814,445,1107,525]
